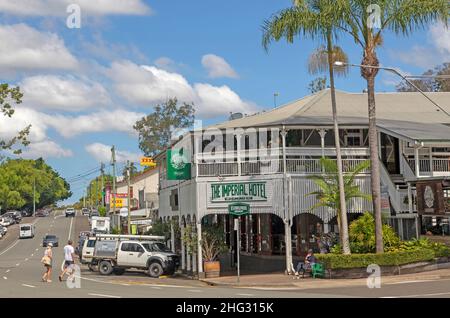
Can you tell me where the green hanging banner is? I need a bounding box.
[167,149,191,180]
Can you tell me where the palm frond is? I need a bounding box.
[308,45,349,77]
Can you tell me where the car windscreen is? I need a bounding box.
[142,242,171,252]
[46,236,56,239]
[21,226,31,231]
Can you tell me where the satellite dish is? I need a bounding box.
[119,208,128,217]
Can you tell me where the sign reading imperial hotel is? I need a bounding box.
[211,182,267,202]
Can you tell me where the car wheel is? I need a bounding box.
[98,261,113,275]
[113,268,126,276]
[148,262,163,278]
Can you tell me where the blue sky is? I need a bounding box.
[0,0,448,204]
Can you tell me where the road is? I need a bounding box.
[1,212,450,298]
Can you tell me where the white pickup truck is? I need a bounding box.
[82,234,179,277]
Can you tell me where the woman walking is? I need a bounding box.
[41,243,53,282]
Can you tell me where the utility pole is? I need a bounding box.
[111,146,119,232]
[127,160,131,235]
[83,188,86,208]
[33,178,35,215]
[100,163,105,208]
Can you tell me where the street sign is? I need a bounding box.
[228,203,250,216]
[140,157,157,167]
[113,193,128,199]
[112,198,124,208]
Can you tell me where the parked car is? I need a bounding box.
[89,235,178,278]
[0,225,7,236]
[42,235,59,247]
[35,210,48,217]
[0,217,14,227]
[81,208,90,216]
[21,210,32,217]
[89,210,100,218]
[4,211,22,224]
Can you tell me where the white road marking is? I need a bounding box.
[68,216,74,240]
[0,240,19,257]
[381,292,450,298]
[35,248,39,251]
[21,284,36,288]
[188,290,203,293]
[151,287,162,290]
[3,277,7,280]
[31,254,34,257]
[25,258,29,261]
[6,270,10,273]
[88,293,121,298]
[16,263,20,266]
[387,280,431,285]
[236,293,255,296]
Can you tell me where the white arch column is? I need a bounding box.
[180,220,186,272]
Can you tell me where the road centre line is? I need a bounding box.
[21,284,36,288]
[88,293,121,298]
[236,293,255,296]
[68,216,74,241]
[188,290,203,293]
[5,270,10,273]
[3,277,7,280]
[386,280,431,285]
[0,241,19,257]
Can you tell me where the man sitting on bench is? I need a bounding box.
[295,249,316,278]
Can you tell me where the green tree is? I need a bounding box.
[308,77,328,93]
[134,98,195,157]
[338,0,448,253]
[0,84,30,159]
[307,157,372,252]
[262,0,352,254]
[396,62,450,92]
[0,159,71,212]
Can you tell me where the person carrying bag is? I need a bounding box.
[41,243,53,282]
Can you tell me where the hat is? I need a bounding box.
[47,243,53,247]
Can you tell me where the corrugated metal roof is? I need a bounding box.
[208,89,450,129]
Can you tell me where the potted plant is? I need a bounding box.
[201,225,228,278]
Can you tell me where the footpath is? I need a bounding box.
[199,268,450,289]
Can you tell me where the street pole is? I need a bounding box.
[237,216,241,284]
[33,178,35,215]
[101,163,105,208]
[111,146,119,233]
[127,160,131,235]
[83,188,86,208]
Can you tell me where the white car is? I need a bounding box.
[0,218,12,227]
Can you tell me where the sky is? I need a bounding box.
[0,0,449,204]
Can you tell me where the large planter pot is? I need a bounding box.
[204,261,220,278]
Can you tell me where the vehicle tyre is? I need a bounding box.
[98,261,113,275]
[148,262,163,278]
[113,268,126,276]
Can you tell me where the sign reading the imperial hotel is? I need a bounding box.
[211,182,267,203]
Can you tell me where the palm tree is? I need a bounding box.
[307,157,372,250]
[337,0,448,253]
[262,0,353,254]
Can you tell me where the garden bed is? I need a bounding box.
[316,250,450,279]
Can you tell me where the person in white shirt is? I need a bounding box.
[59,240,76,282]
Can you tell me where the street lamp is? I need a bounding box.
[334,61,450,117]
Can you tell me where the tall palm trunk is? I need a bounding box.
[362,47,384,254]
[327,31,350,255]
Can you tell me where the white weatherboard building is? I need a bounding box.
[157,89,450,276]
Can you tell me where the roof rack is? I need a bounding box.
[94,234,165,241]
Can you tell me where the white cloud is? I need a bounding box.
[0,107,72,159]
[201,54,239,79]
[107,60,257,118]
[43,109,145,138]
[0,24,78,72]
[0,0,151,16]
[21,140,73,159]
[430,22,450,55]
[391,22,450,69]
[20,75,110,111]
[86,143,140,163]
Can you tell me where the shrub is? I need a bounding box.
[349,212,400,253]
[386,238,450,258]
[317,249,435,269]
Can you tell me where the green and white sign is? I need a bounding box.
[211,182,267,203]
[228,203,250,216]
[167,149,191,180]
